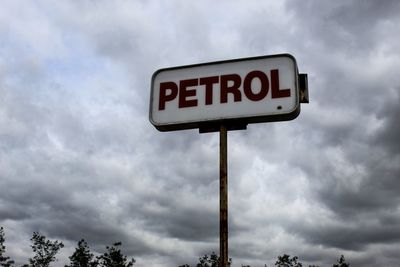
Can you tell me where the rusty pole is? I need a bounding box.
[220,124,228,267]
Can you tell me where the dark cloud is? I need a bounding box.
[287,211,400,250]
[1,1,400,267]
[286,0,400,54]
[272,2,400,259]
[374,89,400,153]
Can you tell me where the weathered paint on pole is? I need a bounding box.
[220,124,228,267]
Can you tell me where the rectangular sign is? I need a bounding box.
[150,54,301,131]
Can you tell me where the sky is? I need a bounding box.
[1,0,400,266]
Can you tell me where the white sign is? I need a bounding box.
[150,54,301,131]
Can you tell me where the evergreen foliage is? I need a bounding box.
[179,252,232,267]
[333,255,349,267]
[28,232,64,267]
[275,254,302,267]
[0,227,14,267]
[97,242,135,267]
[66,239,98,267]
[0,227,352,267]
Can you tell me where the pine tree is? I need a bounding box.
[97,242,135,267]
[333,255,349,267]
[275,254,302,267]
[29,232,64,267]
[194,252,231,267]
[0,227,14,267]
[66,239,98,267]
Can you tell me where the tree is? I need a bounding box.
[197,252,232,267]
[97,242,135,267]
[178,252,232,267]
[333,255,349,267]
[29,232,64,267]
[66,239,98,267]
[0,227,14,267]
[197,252,220,267]
[275,254,302,267]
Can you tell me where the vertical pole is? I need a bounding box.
[220,124,228,267]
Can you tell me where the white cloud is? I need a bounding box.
[1,1,400,266]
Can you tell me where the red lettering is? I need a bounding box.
[159,82,178,110]
[243,70,269,101]
[220,74,242,103]
[271,69,290,98]
[199,76,219,105]
[158,69,289,111]
[179,79,198,108]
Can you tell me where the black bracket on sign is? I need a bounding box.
[299,73,309,103]
[199,121,248,133]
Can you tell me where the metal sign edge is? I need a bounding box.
[149,53,299,131]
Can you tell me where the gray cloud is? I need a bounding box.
[1,1,400,267]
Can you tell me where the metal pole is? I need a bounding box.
[220,124,228,267]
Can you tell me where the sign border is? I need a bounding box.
[149,53,300,132]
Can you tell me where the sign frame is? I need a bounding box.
[149,53,301,132]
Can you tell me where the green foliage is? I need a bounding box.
[180,253,350,267]
[197,252,220,267]
[275,254,302,267]
[197,252,232,267]
[97,242,135,267]
[0,227,15,267]
[66,239,98,267]
[1,227,353,267]
[333,255,349,267]
[29,232,64,267]
[179,252,232,267]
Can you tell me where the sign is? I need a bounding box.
[150,54,304,132]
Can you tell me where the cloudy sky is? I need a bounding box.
[1,0,400,266]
